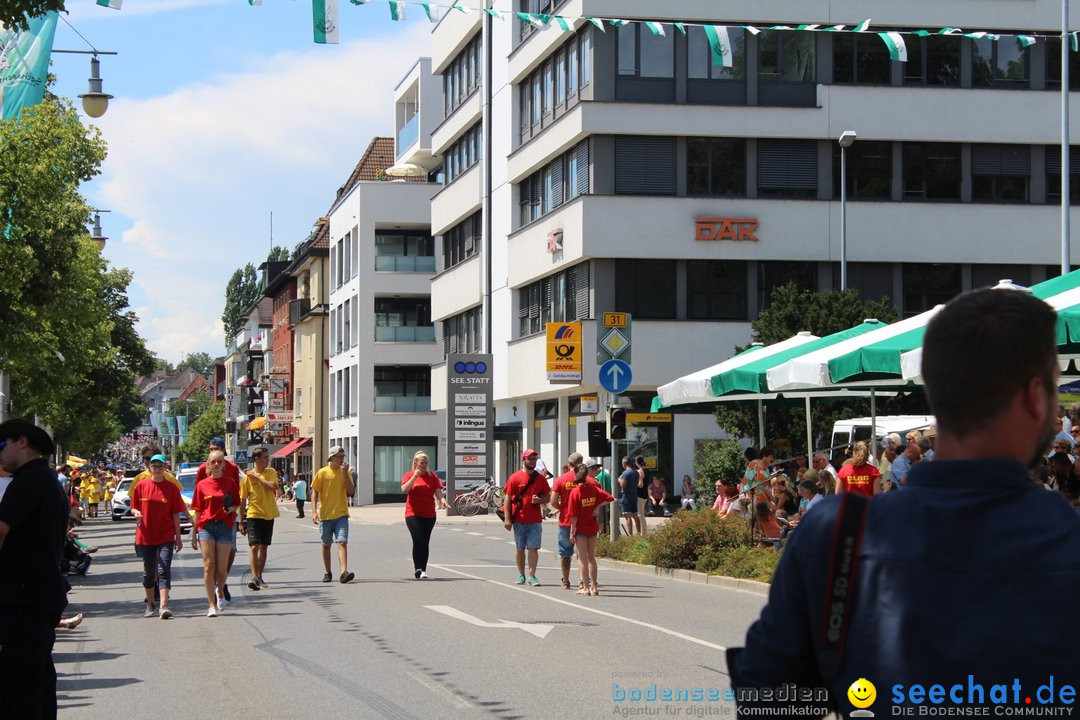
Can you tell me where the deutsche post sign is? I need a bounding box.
[546,321,582,382]
[695,217,759,242]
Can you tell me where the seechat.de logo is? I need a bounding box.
[848,678,877,718]
[454,361,488,374]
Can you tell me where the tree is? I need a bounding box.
[221,263,260,343]
[267,245,290,262]
[169,387,213,425]
[176,351,213,377]
[692,439,746,507]
[712,283,920,455]
[181,400,224,461]
[0,1,65,31]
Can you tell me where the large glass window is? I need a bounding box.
[375,231,435,271]
[903,264,961,317]
[617,23,674,78]
[903,35,961,86]
[442,212,481,269]
[758,262,816,309]
[518,263,590,337]
[687,26,746,80]
[444,124,482,185]
[833,33,890,85]
[1046,146,1080,205]
[373,438,437,497]
[1047,37,1080,89]
[902,143,961,200]
[518,141,589,226]
[686,261,748,320]
[374,367,431,412]
[833,141,892,200]
[443,34,482,117]
[758,140,818,198]
[615,259,676,319]
[972,36,1029,88]
[444,306,483,355]
[375,298,432,342]
[758,30,815,82]
[972,144,1030,202]
[687,138,746,196]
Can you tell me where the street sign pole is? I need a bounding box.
[609,392,620,541]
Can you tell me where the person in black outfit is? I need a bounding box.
[0,419,69,720]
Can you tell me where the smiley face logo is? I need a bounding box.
[847,678,877,710]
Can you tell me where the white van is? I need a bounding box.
[830,415,935,452]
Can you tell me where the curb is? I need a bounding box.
[596,558,771,596]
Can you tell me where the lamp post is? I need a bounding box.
[89,209,109,252]
[838,130,858,291]
[52,50,118,118]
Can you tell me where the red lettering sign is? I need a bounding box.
[694,217,759,242]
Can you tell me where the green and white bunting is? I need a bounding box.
[586,17,605,32]
[554,16,572,32]
[1018,35,1036,47]
[248,0,262,5]
[878,31,907,62]
[702,25,734,68]
[452,4,470,13]
[421,2,437,21]
[853,19,871,32]
[313,0,340,44]
[515,12,547,28]
[96,0,122,8]
[389,1,406,21]
[643,21,665,37]
[484,8,503,20]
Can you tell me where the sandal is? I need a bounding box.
[561,578,571,589]
[590,585,599,596]
[575,586,590,595]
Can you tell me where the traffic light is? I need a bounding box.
[607,408,627,441]
[587,421,608,457]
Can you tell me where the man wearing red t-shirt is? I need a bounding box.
[130,455,185,619]
[502,449,551,587]
[197,437,241,601]
[549,451,585,589]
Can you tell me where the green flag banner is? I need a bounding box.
[0,12,58,121]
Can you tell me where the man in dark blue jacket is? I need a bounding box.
[728,287,1080,714]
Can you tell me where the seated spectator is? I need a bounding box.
[1049,452,1080,503]
[648,475,668,516]
[680,475,696,511]
[753,501,782,547]
[797,480,823,515]
[774,488,799,519]
[712,482,738,515]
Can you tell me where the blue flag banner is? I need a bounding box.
[176,415,189,446]
[0,12,58,121]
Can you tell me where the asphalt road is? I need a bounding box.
[57,508,768,719]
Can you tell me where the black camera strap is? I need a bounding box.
[818,492,869,684]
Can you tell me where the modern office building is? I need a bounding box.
[326,137,443,504]
[421,2,1080,491]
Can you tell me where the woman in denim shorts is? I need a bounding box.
[190,450,239,617]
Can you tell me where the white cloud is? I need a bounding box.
[92,23,431,364]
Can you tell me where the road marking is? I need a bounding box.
[427,563,728,652]
[425,605,554,639]
[465,532,484,536]
[406,672,473,710]
[484,536,501,540]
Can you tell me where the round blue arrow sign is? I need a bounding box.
[599,359,632,394]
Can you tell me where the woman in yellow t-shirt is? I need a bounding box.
[86,475,103,518]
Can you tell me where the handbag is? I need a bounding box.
[497,471,539,523]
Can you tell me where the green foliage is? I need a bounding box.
[693,439,746,506]
[181,400,224,461]
[713,282,914,454]
[176,351,213,377]
[221,263,259,343]
[169,387,213,425]
[646,509,748,569]
[695,545,780,583]
[267,245,291,262]
[596,534,652,564]
[0,0,65,31]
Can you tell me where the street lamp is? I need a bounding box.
[53,50,118,118]
[838,130,858,291]
[89,209,110,252]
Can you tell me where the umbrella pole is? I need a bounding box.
[870,389,878,459]
[757,399,765,449]
[805,396,813,458]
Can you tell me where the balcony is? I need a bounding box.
[375,396,432,412]
[397,113,420,156]
[375,325,436,343]
[289,298,311,326]
[375,255,436,273]
[393,58,441,170]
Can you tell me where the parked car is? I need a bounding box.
[110,478,133,521]
[111,472,194,535]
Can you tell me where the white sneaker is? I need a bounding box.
[207,607,218,618]
[419,571,429,579]
[159,608,172,620]
[143,604,155,618]
[217,597,228,611]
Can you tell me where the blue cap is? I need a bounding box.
[210,437,226,449]
[150,454,167,464]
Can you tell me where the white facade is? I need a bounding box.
[327,180,443,504]
[422,1,1080,490]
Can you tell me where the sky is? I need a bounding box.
[50,0,433,365]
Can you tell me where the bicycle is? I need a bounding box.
[453,477,505,516]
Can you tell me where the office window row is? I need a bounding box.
[518,262,590,337]
[518,26,592,144]
[444,34,481,118]
[517,140,589,226]
[443,305,483,355]
[330,366,357,419]
[329,298,358,356]
[445,123,482,185]
[442,211,481,270]
[330,228,357,290]
[515,0,569,43]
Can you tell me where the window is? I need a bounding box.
[904,35,961,86]
[443,34,482,117]
[686,260,748,320]
[342,230,352,280]
[972,144,1030,202]
[972,36,1028,88]
[444,306,483,354]
[833,33,890,85]
[615,136,676,195]
[374,367,431,412]
[617,23,674,78]
[444,123,482,184]
[615,259,675,319]
[518,262,590,337]
[903,143,961,200]
[758,262,817,309]
[1046,37,1080,89]
[375,231,435,272]
[758,140,818,197]
[518,27,591,144]
[334,238,344,287]
[518,141,589,226]
[375,297,433,342]
[687,138,746,196]
[833,141,892,200]
[555,49,566,107]
[687,26,746,80]
[758,30,815,82]
[1046,146,1080,205]
[903,264,961,317]
[342,298,351,349]
[373,438,437,497]
[443,211,481,269]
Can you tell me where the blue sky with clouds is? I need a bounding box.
[50,0,431,364]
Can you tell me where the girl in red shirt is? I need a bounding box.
[836,441,882,497]
[401,451,448,580]
[568,464,614,596]
[190,451,239,617]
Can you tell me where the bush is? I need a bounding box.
[646,508,748,569]
[693,439,746,507]
[698,545,780,583]
[597,534,652,564]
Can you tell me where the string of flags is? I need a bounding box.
[92,0,1080,55]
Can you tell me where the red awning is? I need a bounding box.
[272,437,312,458]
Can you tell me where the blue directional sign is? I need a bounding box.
[599,359,632,394]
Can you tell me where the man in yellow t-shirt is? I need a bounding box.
[238,446,280,591]
[311,446,356,584]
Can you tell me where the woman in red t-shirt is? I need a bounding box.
[190,450,239,617]
[836,441,882,498]
[568,463,614,596]
[401,451,448,580]
[130,454,185,619]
